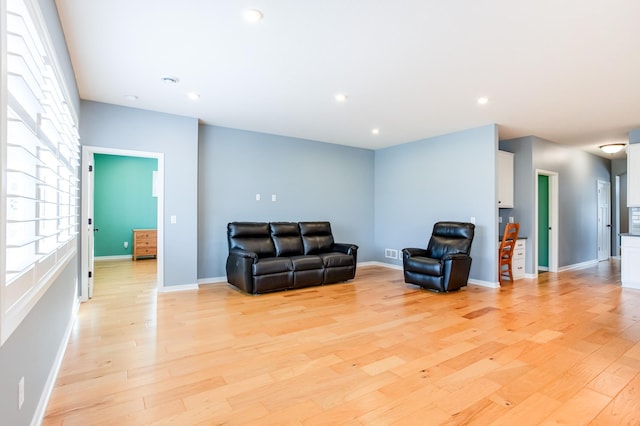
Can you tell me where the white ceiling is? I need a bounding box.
[54,0,640,158]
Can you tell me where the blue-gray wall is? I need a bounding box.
[197,125,375,279]
[500,136,611,273]
[375,125,499,284]
[80,101,199,287]
[0,0,80,424]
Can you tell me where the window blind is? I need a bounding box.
[1,0,80,344]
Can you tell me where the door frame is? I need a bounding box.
[597,180,611,261]
[534,169,559,273]
[80,146,165,301]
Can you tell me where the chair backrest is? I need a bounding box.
[499,222,520,260]
[426,221,475,260]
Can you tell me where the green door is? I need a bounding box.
[538,175,549,268]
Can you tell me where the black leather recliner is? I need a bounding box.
[402,222,475,292]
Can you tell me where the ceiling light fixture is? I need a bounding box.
[161,75,179,84]
[477,97,489,105]
[187,92,200,100]
[599,143,625,154]
[335,93,348,102]
[371,128,380,135]
[243,9,263,23]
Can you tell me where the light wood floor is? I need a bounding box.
[43,260,640,425]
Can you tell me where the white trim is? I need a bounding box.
[158,283,199,293]
[31,296,79,426]
[95,255,132,261]
[468,278,500,289]
[81,146,164,301]
[557,259,598,272]
[535,169,559,275]
[358,261,403,270]
[197,276,227,285]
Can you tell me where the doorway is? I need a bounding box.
[535,169,559,273]
[81,146,165,301]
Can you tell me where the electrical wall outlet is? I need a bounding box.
[124,241,128,249]
[509,216,514,223]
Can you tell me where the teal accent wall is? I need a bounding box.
[94,154,158,256]
[538,174,549,268]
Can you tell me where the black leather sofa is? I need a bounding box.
[226,221,358,294]
[402,221,475,292]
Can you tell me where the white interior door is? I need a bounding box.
[597,180,611,261]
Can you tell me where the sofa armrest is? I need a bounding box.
[332,243,358,264]
[229,248,258,260]
[226,249,258,293]
[332,243,358,255]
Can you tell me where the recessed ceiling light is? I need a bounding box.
[243,9,263,23]
[335,93,348,102]
[187,92,200,100]
[161,75,179,84]
[477,97,489,105]
[123,95,138,101]
[372,128,380,135]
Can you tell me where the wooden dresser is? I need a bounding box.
[132,229,157,260]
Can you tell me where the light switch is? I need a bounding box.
[255,194,261,201]
[272,194,277,202]
[170,215,177,224]
[470,216,476,224]
[509,216,514,223]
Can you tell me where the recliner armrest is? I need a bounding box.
[442,253,471,261]
[403,248,428,259]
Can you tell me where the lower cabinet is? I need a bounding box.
[512,239,526,279]
[621,235,640,289]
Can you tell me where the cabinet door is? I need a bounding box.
[498,151,514,208]
[628,144,640,207]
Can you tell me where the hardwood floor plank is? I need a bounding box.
[42,259,640,424]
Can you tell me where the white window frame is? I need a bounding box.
[1,0,80,345]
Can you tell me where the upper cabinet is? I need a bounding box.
[498,150,514,208]
[628,144,640,207]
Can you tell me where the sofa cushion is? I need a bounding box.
[253,257,292,276]
[228,222,275,258]
[404,256,442,276]
[270,222,304,257]
[319,252,354,268]
[291,255,323,271]
[299,221,335,255]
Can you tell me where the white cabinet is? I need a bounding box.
[628,144,640,207]
[498,151,514,208]
[621,235,640,289]
[512,239,526,279]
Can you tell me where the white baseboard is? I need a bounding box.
[197,276,228,285]
[158,283,199,293]
[557,259,598,272]
[358,261,403,270]
[468,279,500,289]
[32,297,80,426]
[95,255,132,261]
